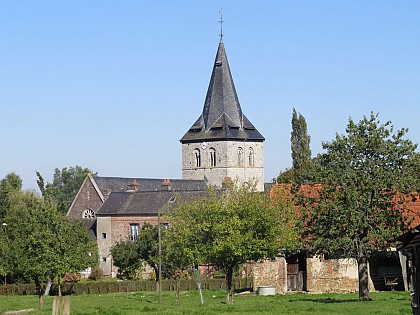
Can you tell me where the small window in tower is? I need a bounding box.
[102,233,107,240]
[209,148,216,167]
[248,147,254,167]
[193,149,201,168]
[237,147,243,167]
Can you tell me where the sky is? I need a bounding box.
[1,1,419,190]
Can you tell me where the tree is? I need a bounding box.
[110,224,161,282]
[301,113,417,301]
[110,240,142,279]
[277,109,312,184]
[0,173,22,218]
[167,183,299,304]
[136,223,160,281]
[36,166,95,213]
[291,108,312,182]
[4,191,97,307]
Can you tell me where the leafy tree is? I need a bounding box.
[301,113,417,301]
[4,191,97,307]
[110,223,162,282]
[36,166,95,213]
[136,223,160,281]
[0,173,22,218]
[167,183,299,304]
[110,240,142,279]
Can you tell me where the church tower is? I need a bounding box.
[180,39,265,191]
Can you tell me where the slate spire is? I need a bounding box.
[181,39,264,143]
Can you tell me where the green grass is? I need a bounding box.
[0,290,412,315]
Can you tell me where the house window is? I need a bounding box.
[102,233,107,240]
[82,208,95,219]
[102,257,107,262]
[130,224,139,241]
[248,147,254,167]
[237,147,243,166]
[193,149,201,168]
[209,148,216,167]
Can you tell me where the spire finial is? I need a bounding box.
[219,11,224,40]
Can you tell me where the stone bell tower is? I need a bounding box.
[180,39,265,191]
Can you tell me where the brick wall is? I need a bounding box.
[67,177,103,219]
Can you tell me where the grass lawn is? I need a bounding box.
[0,290,412,315]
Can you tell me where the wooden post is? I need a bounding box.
[52,296,70,315]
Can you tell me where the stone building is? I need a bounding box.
[180,39,265,192]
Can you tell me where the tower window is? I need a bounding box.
[237,147,243,167]
[248,147,254,167]
[193,149,201,168]
[209,148,216,167]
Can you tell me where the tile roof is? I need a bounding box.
[93,176,207,196]
[96,190,206,216]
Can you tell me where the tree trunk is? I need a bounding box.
[37,283,44,309]
[197,282,204,305]
[44,278,52,296]
[153,266,159,292]
[357,255,371,301]
[176,279,180,307]
[58,278,62,297]
[225,267,233,304]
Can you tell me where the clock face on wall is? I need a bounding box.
[201,142,207,150]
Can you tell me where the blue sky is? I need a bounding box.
[1,1,419,190]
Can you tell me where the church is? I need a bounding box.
[67,37,267,276]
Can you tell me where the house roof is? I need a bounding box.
[96,190,206,216]
[92,176,207,196]
[180,39,264,143]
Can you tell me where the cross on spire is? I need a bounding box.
[219,11,224,40]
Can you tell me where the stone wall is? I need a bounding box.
[306,257,359,293]
[182,140,264,191]
[253,257,287,294]
[253,256,375,294]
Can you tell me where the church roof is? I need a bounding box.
[180,40,264,143]
[96,190,206,216]
[93,176,207,196]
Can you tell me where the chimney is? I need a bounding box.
[161,178,172,191]
[127,178,140,192]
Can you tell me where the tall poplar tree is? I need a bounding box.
[291,108,312,182]
[278,109,312,183]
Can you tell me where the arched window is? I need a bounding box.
[193,149,201,168]
[248,147,254,167]
[209,148,216,167]
[237,147,243,167]
[82,208,95,219]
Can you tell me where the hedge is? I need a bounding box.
[0,277,253,296]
